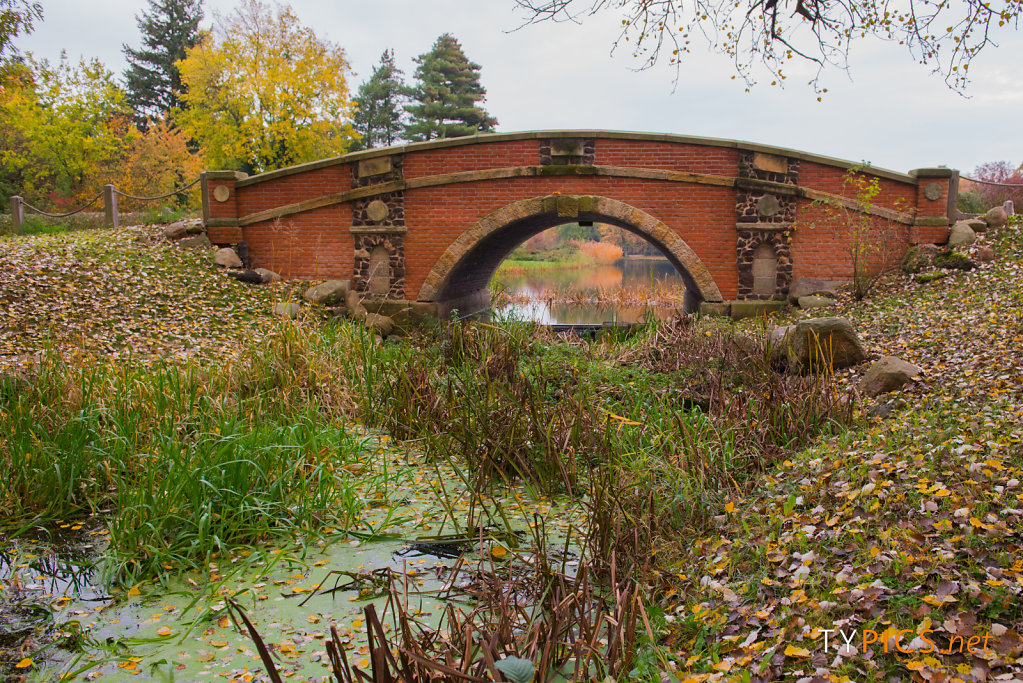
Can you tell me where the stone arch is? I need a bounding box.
[417,195,724,313]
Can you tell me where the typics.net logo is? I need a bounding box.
[821,627,994,657]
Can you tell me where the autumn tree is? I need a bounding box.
[0,55,132,205]
[117,119,205,209]
[351,49,411,150]
[405,34,497,141]
[122,0,204,126]
[0,0,41,62]
[512,0,1022,91]
[969,161,1023,209]
[175,0,357,174]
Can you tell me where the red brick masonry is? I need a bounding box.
[201,131,956,313]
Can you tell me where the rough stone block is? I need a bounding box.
[358,156,392,178]
[730,300,787,320]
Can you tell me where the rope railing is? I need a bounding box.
[7,178,201,234]
[113,177,201,201]
[21,191,105,218]
[961,175,1023,189]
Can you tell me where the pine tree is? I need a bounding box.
[351,49,411,151]
[122,0,203,126]
[405,34,497,142]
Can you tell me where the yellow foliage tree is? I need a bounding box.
[175,0,357,174]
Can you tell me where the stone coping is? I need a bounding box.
[225,130,924,188]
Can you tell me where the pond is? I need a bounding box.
[492,256,686,325]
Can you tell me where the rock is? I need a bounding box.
[985,205,1009,229]
[228,269,262,284]
[774,316,867,372]
[947,222,976,248]
[967,219,988,232]
[901,244,939,274]
[177,234,211,249]
[214,247,243,268]
[254,267,281,283]
[346,290,368,319]
[976,245,995,263]
[787,277,837,303]
[272,302,301,319]
[303,279,349,306]
[163,220,189,240]
[185,222,205,235]
[797,295,837,309]
[915,271,949,284]
[857,356,923,396]
[867,403,893,419]
[1003,200,1015,216]
[364,313,395,337]
[932,250,977,271]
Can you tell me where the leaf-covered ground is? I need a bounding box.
[660,224,1023,682]
[0,225,304,371]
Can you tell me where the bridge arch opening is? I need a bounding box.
[417,195,724,317]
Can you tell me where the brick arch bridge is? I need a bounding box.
[201,131,957,317]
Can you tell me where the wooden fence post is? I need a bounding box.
[8,195,24,233]
[103,184,118,228]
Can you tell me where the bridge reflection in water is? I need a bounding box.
[492,256,686,325]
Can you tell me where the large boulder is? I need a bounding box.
[901,244,940,274]
[933,250,977,271]
[787,277,837,303]
[773,317,867,372]
[947,222,977,248]
[364,313,395,337]
[254,268,281,283]
[163,220,190,240]
[177,233,211,249]
[214,247,243,268]
[985,205,1009,229]
[303,279,350,306]
[976,245,996,263]
[346,290,368,319]
[857,356,922,396]
[797,295,837,309]
[272,302,301,319]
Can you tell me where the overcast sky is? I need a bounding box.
[16,0,1023,175]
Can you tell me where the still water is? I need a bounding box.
[492,256,686,325]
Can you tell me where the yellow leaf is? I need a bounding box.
[490,545,509,559]
[157,626,173,636]
[724,501,735,513]
[210,640,229,647]
[784,644,810,658]
[218,615,230,628]
[127,585,141,597]
[15,658,32,669]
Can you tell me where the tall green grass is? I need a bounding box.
[0,324,376,582]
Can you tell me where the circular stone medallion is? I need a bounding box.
[756,194,781,218]
[366,199,389,223]
[212,185,231,202]
[924,182,943,201]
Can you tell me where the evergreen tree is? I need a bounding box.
[122,0,203,126]
[351,49,410,151]
[405,34,496,142]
